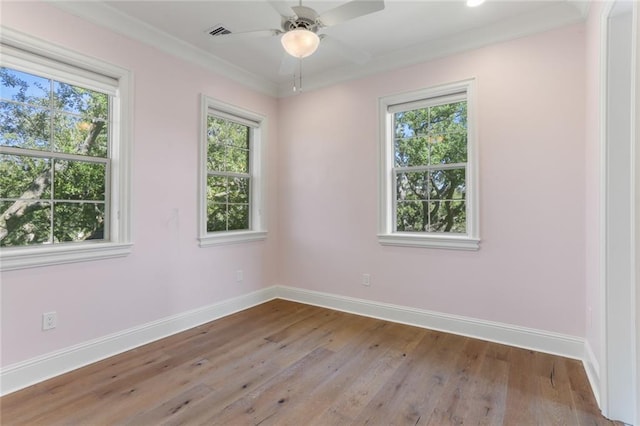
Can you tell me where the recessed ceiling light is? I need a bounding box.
[467,0,485,7]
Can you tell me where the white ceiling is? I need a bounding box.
[54,1,589,97]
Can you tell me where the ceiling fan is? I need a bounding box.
[209,0,385,72]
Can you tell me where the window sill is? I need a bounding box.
[378,233,480,251]
[0,242,133,271]
[199,230,267,247]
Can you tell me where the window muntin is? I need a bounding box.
[0,28,132,270]
[379,79,479,250]
[0,67,110,247]
[199,96,266,247]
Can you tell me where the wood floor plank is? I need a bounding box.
[0,300,620,426]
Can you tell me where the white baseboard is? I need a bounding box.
[583,340,601,406]
[0,286,278,396]
[275,286,585,360]
[1,284,588,398]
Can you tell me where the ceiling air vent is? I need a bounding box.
[207,25,232,37]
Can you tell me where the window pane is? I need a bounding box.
[0,68,50,106]
[228,177,249,204]
[226,147,249,173]
[0,200,51,246]
[207,176,227,203]
[207,141,225,172]
[396,171,428,201]
[430,132,467,165]
[228,123,249,149]
[396,200,426,232]
[207,116,249,149]
[0,155,51,199]
[0,102,51,150]
[394,136,428,167]
[207,202,226,232]
[54,160,106,201]
[53,202,105,242]
[54,81,108,119]
[430,101,467,133]
[228,203,249,231]
[54,113,108,157]
[394,109,428,138]
[429,169,466,200]
[427,201,466,233]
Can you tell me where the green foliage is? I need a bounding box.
[394,101,468,233]
[0,67,109,246]
[206,116,251,232]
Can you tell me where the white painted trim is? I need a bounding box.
[0,287,278,396]
[49,1,278,98]
[276,286,585,360]
[44,0,584,99]
[199,231,267,247]
[377,234,479,250]
[584,340,602,407]
[378,78,480,250]
[0,286,592,399]
[198,96,268,246]
[276,2,587,97]
[0,243,132,271]
[598,1,613,415]
[599,1,637,421]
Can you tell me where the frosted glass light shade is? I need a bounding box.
[281,29,320,58]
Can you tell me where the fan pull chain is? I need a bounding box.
[293,59,303,93]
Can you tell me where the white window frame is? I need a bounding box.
[198,95,267,247]
[378,78,480,250]
[0,27,133,271]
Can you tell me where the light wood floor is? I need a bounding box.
[1,299,620,425]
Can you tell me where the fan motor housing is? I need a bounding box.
[282,6,319,33]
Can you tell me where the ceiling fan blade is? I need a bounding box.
[321,35,371,65]
[268,1,297,19]
[208,29,281,43]
[318,0,385,27]
[278,53,298,75]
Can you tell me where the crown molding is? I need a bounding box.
[276,1,587,96]
[49,1,279,98]
[49,1,585,99]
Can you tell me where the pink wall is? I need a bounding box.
[1,1,591,372]
[0,2,280,366]
[277,24,587,336]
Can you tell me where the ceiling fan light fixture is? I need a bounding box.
[281,29,320,58]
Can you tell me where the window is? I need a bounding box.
[0,29,132,270]
[199,96,266,246]
[378,79,479,250]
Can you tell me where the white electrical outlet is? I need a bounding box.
[236,270,243,282]
[42,312,57,330]
[362,274,371,287]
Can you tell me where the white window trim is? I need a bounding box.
[198,95,267,247]
[378,78,480,251]
[0,27,133,271]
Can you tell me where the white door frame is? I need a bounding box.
[599,0,637,423]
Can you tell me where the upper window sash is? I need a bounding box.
[378,78,480,251]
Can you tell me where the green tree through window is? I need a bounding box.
[394,101,467,233]
[0,67,109,246]
[206,116,251,232]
